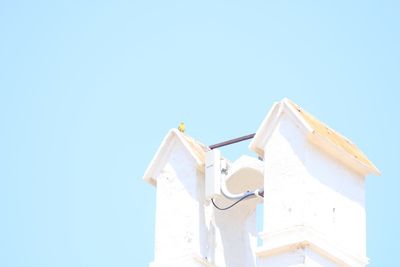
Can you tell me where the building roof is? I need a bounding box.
[250,98,380,176]
[180,132,208,164]
[142,129,209,186]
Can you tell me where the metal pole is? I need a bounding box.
[209,133,255,150]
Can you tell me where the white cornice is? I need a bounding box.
[256,225,369,267]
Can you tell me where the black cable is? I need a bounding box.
[211,193,255,211]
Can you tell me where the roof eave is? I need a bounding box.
[249,100,313,157]
[308,132,381,177]
[250,98,380,177]
[142,129,205,186]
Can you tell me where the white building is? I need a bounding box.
[143,98,380,267]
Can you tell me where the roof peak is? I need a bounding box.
[142,129,209,186]
[250,98,380,176]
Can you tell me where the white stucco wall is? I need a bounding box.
[147,106,371,267]
[150,138,260,267]
[258,112,367,266]
[152,140,207,266]
[305,141,366,258]
[212,197,259,267]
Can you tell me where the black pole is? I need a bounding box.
[209,133,255,150]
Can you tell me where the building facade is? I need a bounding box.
[143,98,379,267]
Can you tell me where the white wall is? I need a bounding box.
[212,197,259,267]
[259,112,366,266]
[151,139,260,267]
[152,139,207,266]
[262,113,309,233]
[304,142,366,258]
[148,110,368,266]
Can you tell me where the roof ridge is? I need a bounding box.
[143,129,209,186]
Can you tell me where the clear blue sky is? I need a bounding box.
[0,0,398,266]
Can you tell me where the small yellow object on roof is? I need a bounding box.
[178,122,185,133]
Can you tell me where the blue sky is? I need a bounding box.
[0,0,399,266]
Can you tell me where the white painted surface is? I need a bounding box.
[257,248,306,267]
[212,197,259,267]
[225,156,264,195]
[147,133,260,267]
[145,98,377,267]
[152,140,207,265]
[255,111,368,266]
[257,247,341,267]
[205,149,221,200]
[305,249,338,267]
[249,98,379,177]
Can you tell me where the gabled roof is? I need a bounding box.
[143,129,209,186]
[249,98,380,176]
